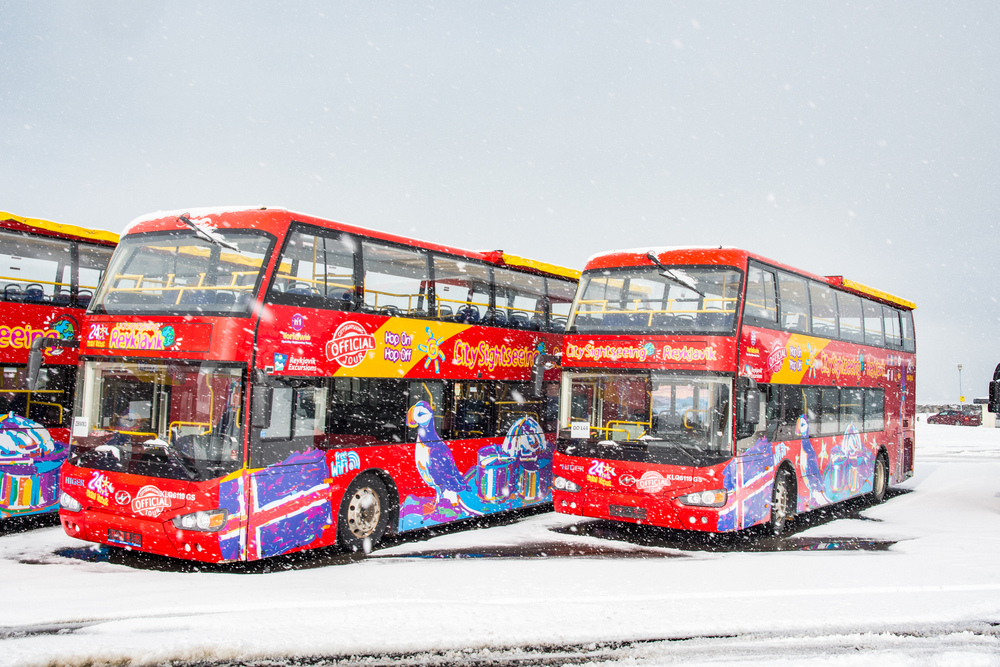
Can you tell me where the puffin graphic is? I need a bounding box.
[407,401,467,511]
[794,415,828,508]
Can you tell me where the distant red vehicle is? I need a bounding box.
[927,410,980,426]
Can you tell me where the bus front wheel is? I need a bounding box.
[338,473,390,553]
[769,468,794,536]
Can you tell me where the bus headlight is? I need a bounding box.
[171,509,228,532]
[678,489,727,507]
[59,492,82,513]
[553,476,581,493]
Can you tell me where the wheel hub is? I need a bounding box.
[347,487,382,538]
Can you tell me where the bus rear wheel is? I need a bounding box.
[338,473,390,553]
[870,453,889,504]
[769,468,794,536]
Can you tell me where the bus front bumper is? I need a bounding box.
[60,508,228,563]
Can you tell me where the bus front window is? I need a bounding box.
[560,371,732,464]
[90,229,275,316]
[568,266,742,334]
[70,360,245,481]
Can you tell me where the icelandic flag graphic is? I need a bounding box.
[247,449,332,560]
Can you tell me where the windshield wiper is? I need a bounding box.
[144,439,198,480]
[645,252,706,297]
[637,435,700,465]
[178,214,241,253]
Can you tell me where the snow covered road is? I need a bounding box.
[1,422,998,666]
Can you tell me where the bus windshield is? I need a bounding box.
[568,266,741,334]
[560,371,732,464]
[90,230,274,316]
[69,360,244,482]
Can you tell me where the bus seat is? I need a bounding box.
[508,312,530,329]
[214,292,236,306]
[456,306,479,323]
[179,291,216,306]
[3,285,21,302]
[76,290,93,308]
[602,313,633,327]
[492,310,507,327]
[549,317,568,332]
[696,311,730,329]
[23,284,46,303]
[51,291,72,306]
[528,315,543,331]
[379,305,401,317]
[436,304,453,319]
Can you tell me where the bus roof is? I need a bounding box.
[0,211,119,246]
[124,206,580,282]
[584,246,915,311]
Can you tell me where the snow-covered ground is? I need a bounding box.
[1,422,998,666]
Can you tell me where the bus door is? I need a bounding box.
[246,378,332,560]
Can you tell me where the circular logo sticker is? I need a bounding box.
[325,321,377,368]
[114,489,132,506]
[636,470,670,494]
[131,485,171,518]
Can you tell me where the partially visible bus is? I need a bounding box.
[56,207,578,561]
[0,212,117,520]
[552,247,915,534]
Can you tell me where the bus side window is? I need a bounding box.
[744,266,777,324]
[494,267,546,331]
[864,389,885,432]
[839,388,864,431]
[862,299,884,347]
[763,384,779,441]
[495,382,546,434]
[777,272,810,333]
[268,227,358,310]
[809,282,838,338]
[883,306,902,348]
[363,242,431,317]
[451,381,495,439]
[837,292,864,343]
[431,255,491,323]
[900,310,915,352]
[546,278,576,333]
[262,387,293,441]
[406,380,446,441]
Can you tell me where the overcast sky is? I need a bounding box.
[2,2,997,403]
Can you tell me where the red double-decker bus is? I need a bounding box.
[56,207,578,561]
[0,212,117,520]
[552,247,915,534]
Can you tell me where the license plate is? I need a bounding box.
[107,528,142,548]
[609,504,647,520]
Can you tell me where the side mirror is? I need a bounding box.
[28,336,79,390]
[251,386,273,429]
[531,352,557,398]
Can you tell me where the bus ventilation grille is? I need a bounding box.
[609,504,647,520]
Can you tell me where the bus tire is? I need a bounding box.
[870,452,889,504]
[337,473,390,553]
[769,467,794,536]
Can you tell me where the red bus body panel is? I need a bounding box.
[554,246,915,533]
[0,213,117,520]
[61,207,571,562]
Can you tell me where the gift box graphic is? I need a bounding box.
[476,445,516,502]
[517,458,541,501]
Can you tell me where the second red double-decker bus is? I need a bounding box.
[0,212,117,521]
[552,247,915,534]
[55,207,578,561]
